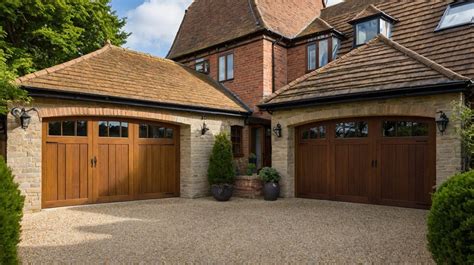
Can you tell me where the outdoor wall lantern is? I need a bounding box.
[436,111,449,135]
[11,108,38,129]
[273,123,282,138]
[201,115,209,135]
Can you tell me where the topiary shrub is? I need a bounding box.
[0,156,25,264]
[427,170,474,264]
[208,132,235,185]
[258,167,281,183]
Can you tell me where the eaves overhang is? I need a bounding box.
[259,80,473,112]
[24,86,252,118]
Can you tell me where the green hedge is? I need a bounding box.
[427,170,474,264]
[208,132,235,185]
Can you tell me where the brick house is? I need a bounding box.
[169,0,473,209]
[7,0,474,211]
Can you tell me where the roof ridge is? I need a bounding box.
[350,4,381,21]
[248,0,263,27]
[16,43,113,84]
[377,35,469,81]
[166,1,192,58]
[261,36,379,104]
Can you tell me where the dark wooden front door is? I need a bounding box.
[42,118,179,208]
[296,117,435,209]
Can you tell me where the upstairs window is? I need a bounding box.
[437,1,474,30]
[354,18,393,46]
[218,53,234,82]
[195,58,209,74]
[307,37,340,71]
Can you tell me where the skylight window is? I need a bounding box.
[437,1,474,30]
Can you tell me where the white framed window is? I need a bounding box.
[307,43,317,71]
[437,1,474,30]
[218,53,234,82]
[195,58,209,74]
[355,18,393,46]
[307,37,339,71]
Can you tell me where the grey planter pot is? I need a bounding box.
[263,182,280,201]
[211,184,234,201]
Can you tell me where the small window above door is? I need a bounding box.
[98,121,129,138]
[48,120,88,137]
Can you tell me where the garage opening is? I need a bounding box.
[296,117,436,209]
[42,118,179,208]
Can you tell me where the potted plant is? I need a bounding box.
[258,167,281,201]
[208,132,236,201]
[246,162,256,176]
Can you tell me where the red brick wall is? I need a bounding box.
[287,44,307,83]
[274,43,288,91]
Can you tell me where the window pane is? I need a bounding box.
[335,123,345,138]
[319,39,328,67]
[76,121,87,136]
[195,62,204,72]
[379,19,392,38]
[412,122,428,136]
[48,121,61,136]
[165,128,174,138]
[302,130,309,139]
[108,121,121,137]
[121,122,129,138]
[319,126,326,138]
[226,54,234,80]
[139,124,148,138]
[382,121,396,137]
[309,127,318,139]
[332,37,340,59]
[397,121,412,137]
[344,122,357,138]
[307,44,317,70]
[99,121,108,137]
[355,122,369,137]
[439,2,474,29]
[219,56,226,81]
[62,121,75,136]
[356,19,378,45]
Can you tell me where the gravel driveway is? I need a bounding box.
[20,198,433,263]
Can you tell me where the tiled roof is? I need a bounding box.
[317,0,474,80]
[261,35,470,106]
[349,4,384,22]
[167,0,324,59]
[297,18,335,38]
[17,44,250,114]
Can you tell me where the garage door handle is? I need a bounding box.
[91,157,97,168]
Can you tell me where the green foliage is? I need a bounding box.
[0,156,25,264]
[208,133,235,185]
[0,50,29,114]
[427,170,474,264]
[452,103,474,170]
[258,167,281,183]
[246,163,256,176]
[0,0,129,76]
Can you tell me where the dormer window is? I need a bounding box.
[307,37,340,71]
[354,18,393,46]
[436,1,474,30]
[195,58,209,74]
[349,5,397,46]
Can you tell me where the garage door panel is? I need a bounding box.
[97,144,131,199]
[335,143,370,200]
[297,143,330,197]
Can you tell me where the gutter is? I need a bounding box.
[259,80,472,111]
[24,87,252,118]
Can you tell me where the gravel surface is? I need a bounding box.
[20,198,433,264]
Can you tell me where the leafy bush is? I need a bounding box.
[246,163,256,176]
[258,167,281,183]
[208,132,235,185]
[452,103,474,170]
[0,156,25,264]
[427,170,474,264]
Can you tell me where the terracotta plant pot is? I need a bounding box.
[263,182,280,201]
[211,184,234,201]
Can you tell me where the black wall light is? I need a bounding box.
[436,111,449,135]
[273,123,282,138]
[201,115,209,135]
[11,108,39,129]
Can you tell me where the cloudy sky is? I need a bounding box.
[111,0,344,57]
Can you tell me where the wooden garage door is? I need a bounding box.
[296,117,435,209]
[42,118,179,208]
